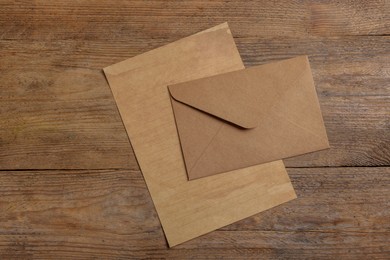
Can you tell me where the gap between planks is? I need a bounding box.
[0,166,389,172]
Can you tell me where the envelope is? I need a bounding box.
[169,56,329,180]
[103,23,296,247]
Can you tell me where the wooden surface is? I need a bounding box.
[0,0,389,258]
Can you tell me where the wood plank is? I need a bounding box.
[0,67,135,169]
[237,37,390,97]
[1,36,388,96]
[221,167,390,232]
[0,0,388,40]
[0,169,167,255]
[1,233,388,259]
[285,95,390,167]
[1,92,388,169]
[0,167,388,258]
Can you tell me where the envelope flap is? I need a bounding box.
[168,71,259,129]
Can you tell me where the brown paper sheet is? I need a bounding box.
[103,23,296,247]
[169,56,329,180]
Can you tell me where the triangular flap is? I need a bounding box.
[168,55,311,130]
[168,71,260,129]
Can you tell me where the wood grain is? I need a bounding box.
[1,93,388,169]
[0,68,135,170]
[0,0,389,257]
[285,95,390,167]
[1,37,389,87]
[1,37,389,169]
[0,167,388,258]
[0,0,388,40]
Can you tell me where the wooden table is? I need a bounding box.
[1,1,389,258]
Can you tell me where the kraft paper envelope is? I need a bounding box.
[103,23,296,247]
[169,56,329,180]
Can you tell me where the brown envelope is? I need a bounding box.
[103,23,296,247]
[169,56,330,180]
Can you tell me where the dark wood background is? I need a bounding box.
[0,0,389,259]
